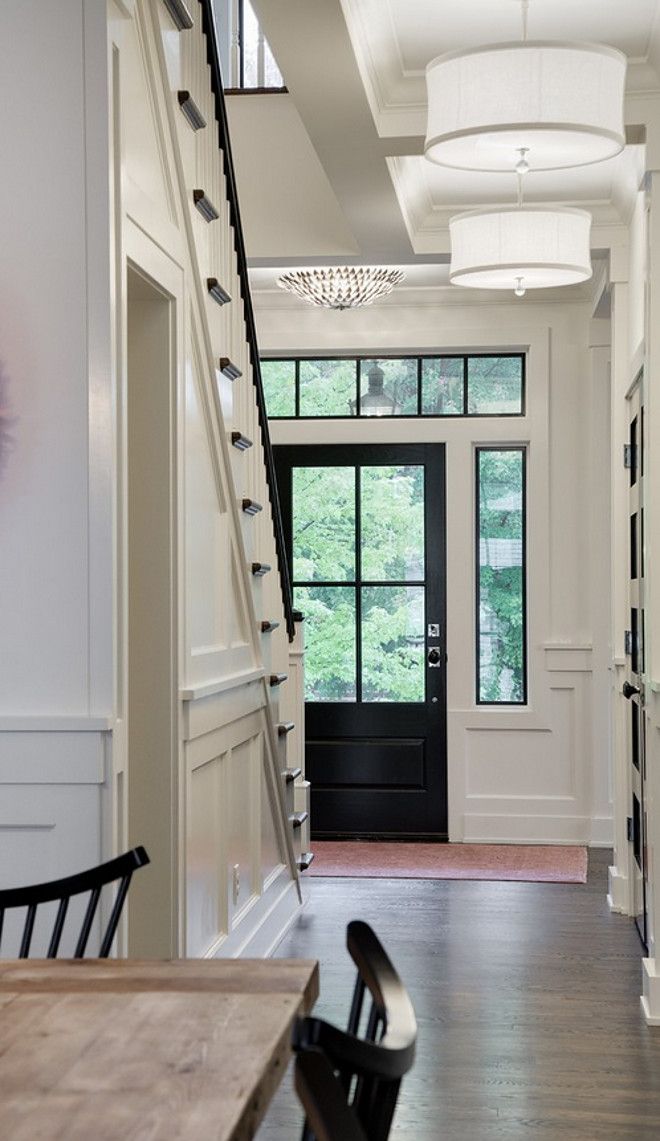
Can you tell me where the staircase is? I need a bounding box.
[159,0,311,881]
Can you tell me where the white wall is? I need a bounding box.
[0,0,301,958]
[254,289,612,844]
[0,0,112,892]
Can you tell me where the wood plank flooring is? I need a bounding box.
[257,850,660,1141]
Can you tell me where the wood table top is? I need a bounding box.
[0,958,319,1140]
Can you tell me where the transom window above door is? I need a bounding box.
[260,353,524,419]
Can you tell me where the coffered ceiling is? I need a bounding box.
[235,0,660,301]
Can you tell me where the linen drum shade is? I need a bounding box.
[425,41,626,172]
[449,207,592,290]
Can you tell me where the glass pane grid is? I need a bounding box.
[292,463,427,704]
[262,354,524,419]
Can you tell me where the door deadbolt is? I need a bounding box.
[428,647,442,667]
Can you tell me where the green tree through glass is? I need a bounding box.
[477,449,525,702]
[292,464,425,702]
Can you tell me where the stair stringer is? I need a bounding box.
[128,0,301,956]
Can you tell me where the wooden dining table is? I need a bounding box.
[0,957,319,1140]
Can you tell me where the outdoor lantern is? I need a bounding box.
[349,363,400,416]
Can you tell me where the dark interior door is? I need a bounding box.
[275,443,447,838]
[625,387,648,949]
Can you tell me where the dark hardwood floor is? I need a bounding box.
[257,851,660,1140]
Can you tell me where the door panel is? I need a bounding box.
[276,443,447,838]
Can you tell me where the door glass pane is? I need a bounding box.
[359,359,417,415]
[361,586,425,702]
[468,356,523,414]
[421,358,464,414]
[361,466,424,582]
[292,467,355,581]
[261,359,295,417]
[477,449,525,703]
[299,359,357,416]
[294,586,356,701]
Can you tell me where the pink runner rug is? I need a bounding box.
[308,842,588,883]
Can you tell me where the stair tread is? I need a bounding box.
[219,357,242,381]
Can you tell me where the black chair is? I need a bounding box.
[293,920,417,1141]
[295,1048,367,1141]
[0,846,150,958]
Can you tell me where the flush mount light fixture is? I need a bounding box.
[449,206,592,293]
[277,267,405,310]
[424,2,626,173]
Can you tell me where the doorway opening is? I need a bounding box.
[275,443,447,839]
[125,264,177,956]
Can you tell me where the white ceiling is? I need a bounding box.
[241,0,660,303]
[341,0,660,136]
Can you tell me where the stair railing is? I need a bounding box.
[198,0,295,640]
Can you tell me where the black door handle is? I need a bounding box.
[622,681,641,700]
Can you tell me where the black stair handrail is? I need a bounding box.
[198,0,295,641]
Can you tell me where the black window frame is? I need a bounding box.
[228,0,287,93]
[475,446,528,706]
[259,352,526,420]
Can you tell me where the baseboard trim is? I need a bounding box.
[207,873,302,959]
[463,813,594,844]
[641,959,660,1024]
[607,865,630,914]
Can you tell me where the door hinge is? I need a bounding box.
[624,444,634,469]
[624,629,633,656]
[627,816,633,843]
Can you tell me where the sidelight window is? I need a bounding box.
[476,448,527,704]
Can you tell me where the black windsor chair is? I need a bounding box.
[294,1047,368,1141]
[0,846,150,958]
[293,919,417,1141]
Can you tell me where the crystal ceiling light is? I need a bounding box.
[424,2,626,173]
[277,267,405,310]
[449,206,592,293]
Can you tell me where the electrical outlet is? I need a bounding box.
[232,863,240,906]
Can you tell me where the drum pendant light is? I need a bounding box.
[425,2,626,173]
[449,206,592,292]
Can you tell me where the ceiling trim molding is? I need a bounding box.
[340,0,660,138]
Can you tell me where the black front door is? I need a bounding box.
[275,443,447,838]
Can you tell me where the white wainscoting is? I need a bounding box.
[183,682,300,958]
[0,723,109,957]
[450,645,612,844]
